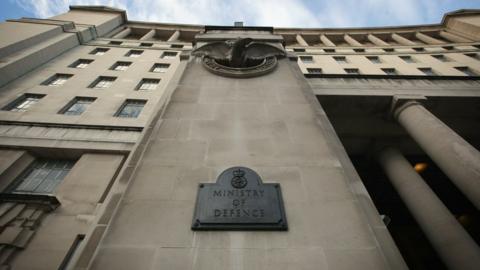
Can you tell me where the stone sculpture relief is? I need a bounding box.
[192,38,286,78]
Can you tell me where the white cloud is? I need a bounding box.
[9,0,465,28]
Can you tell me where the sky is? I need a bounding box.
[1,0,479,28]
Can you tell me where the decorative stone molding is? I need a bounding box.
[390,95,427,119]
[202,56,278,78]
[0,194,60,268]
[192,38,286,78]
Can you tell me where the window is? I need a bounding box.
[171,44,184,48]
[353,48,365,52]
[109,41,122,45]
[383,48,395,52]
[150,63,170,73]
[413,47,425,52]
[125,50,143,57]
[345,68,360,74]
[442,46,454,50]
[90,48,109,55]
[382,68,398,75]
[307,68,322,74]
[299,56,313,63]
[455,67,477,76]
[432,54,450,62]
[60,97,96,115]
[367,56,381,63]
[323,48,335,53]
[137,79,160,91]
[293,48,306,52]
[116,100,146,118]
[161,51,178,59]
[418,68,437,75]
[111,61,132,71]
[6,159,74,194]
[43,74,73,86]
[90,76,116,88]
[140,43,153,47]
[70,59,93,69]
[3,94,45,112]
[333,56,347,63]
[399,55,415,63]
[465,53,480,60]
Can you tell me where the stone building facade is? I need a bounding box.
[0,5,479,270]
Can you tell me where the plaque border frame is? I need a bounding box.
[191,168,288,231]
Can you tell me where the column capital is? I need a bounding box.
[390,95,427,119]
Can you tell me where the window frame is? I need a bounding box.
[150,63,170,73]
[344,68,360,74]
[115,99,147,118]
[307,68,322,74]
[125,50,144,57]
[432,54,450,62]
[42,73,73,86]
[161,51,178,59]
[333,56,348,63]
[90,48,109,56]
[399,55,415,63]
[2,93,46,112]
[110,61,132,71]
[465,53,479,60]
[366,56,381,64]
[382,68,398,75]
[455,66,478,76]
[89,76,117,89]
[69,59,93,69]
[418,67,437,76]
[299,55,314,63]
[59,97,96,115]
[5,159,75,195]
[136,78,160,91]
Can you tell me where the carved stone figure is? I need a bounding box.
[192,38,286,77]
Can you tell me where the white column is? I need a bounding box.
[344,34,362,46]
[295,34,309,46]
[320,34,336,47]
[439,31,471,43]
[377,147,480,270]
[393,100,480,209]
[367,34,389,46]
[167,30,180,42]
[139,29,156,41]
[391,33,416,46]
[113,28,131,39]
[415,32,445,44]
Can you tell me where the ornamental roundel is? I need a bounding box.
[202,56,277,78]
[230,168,248,189]
[192,38,286,78]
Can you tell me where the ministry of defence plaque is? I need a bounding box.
[191,167,288,230]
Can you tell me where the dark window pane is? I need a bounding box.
[7,159,75,194]
[116,100,146,118]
